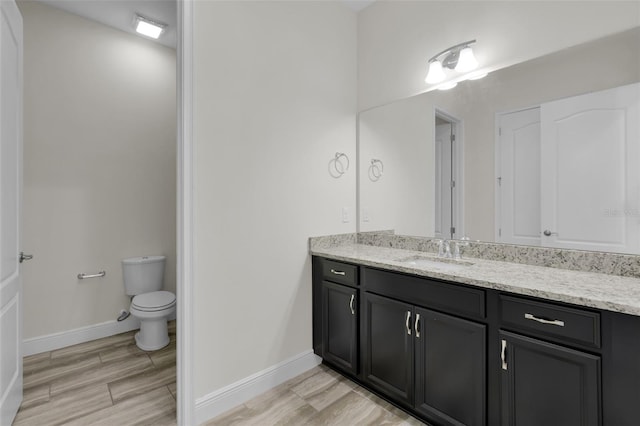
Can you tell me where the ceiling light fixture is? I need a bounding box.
[134,14,166,39]
[425,39,479,85]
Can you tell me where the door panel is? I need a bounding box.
[501,331,600,426]
[541,83,640,253]
[497,108,541,246]
[415,308,486,426]
[322,281,358,375]
[435,123,452,239]
[362,292,413,406]
[0,1,23,424]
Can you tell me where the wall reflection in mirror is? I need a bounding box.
[358,27,640,254]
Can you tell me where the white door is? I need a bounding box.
[541,83,640,253]
[0,0,23,424]
[434,122,452,239]
[496,108,541,245]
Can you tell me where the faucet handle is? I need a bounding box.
[452,241,461,260]
[443,240,452,258]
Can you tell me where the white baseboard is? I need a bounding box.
[23,316,146,356]
[195,350,322,425]
[23,311,178,356]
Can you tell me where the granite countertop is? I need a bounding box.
[311,243,640,316]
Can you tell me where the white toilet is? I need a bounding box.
[122,255,176,351]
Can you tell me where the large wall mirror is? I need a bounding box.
[358,27,640,254]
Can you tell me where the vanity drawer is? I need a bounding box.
[363,267,485,320]
[322,259,358,287]
[500,295,601,348]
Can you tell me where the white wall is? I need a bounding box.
[19,1,176,339]
[358,28,640,242]
[193,1,356,398]
[358,1,640,110]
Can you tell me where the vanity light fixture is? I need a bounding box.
[438,81,458,91]
[425,39,479,85]
[467,71,488,80]
[134,14,166,39]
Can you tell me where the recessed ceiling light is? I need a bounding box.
[134,15,166,39]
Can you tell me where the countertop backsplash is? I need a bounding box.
[311,231,640,279]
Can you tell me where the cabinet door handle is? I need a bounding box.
[501,339,508,370]
[414,313,420,338]
[349,294,355,315]
[330,269,346,276]
[524,313,565,327]
[405,311,412,336]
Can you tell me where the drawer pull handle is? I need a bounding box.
[501,339,508,370]
[524,313,565,327]
[349,294,355,315]
[330,269,346,276]
[415,314,421,338]
[405,311,412,336]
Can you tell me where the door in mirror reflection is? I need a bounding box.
[497,83,640,253]
[541,83,640,253]
[435,119,453,239]
[497,107,541,246]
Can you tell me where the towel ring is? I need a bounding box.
[329,152,350,178]
[369,159,384,181]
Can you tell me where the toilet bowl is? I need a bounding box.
[122,256,176,351]
[130,290,176,351]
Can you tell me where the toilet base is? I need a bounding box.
[134,318,170,351]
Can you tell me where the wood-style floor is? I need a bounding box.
[206,364,428,426]
[15,324,427,426]
[14,321,176,426]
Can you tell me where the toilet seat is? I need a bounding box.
[132,291,176,312]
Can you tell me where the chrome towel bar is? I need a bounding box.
[78,271,106,280]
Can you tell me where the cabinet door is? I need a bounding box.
[500,331,601,426]
[322,281,358,375]
[415,308,486,426]
[362,292,414,406]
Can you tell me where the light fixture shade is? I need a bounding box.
[455,47,478,72]
[438,81,458,91]
[467,71,488,80]
[425,60,446,84]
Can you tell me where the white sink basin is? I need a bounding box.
[396,255,473,271]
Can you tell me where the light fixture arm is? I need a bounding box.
[428,39,476,63]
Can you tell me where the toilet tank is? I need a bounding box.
[122,256,166,295]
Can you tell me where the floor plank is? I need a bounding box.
[64,386,177,426]
[15,321,177,426]
[18,323,428,426]
[13,384,113,426]
[205,365,428,426]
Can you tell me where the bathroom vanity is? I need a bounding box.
[310,239,640,426]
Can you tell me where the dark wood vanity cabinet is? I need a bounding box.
[312,256,640,426]
[362,267,487,426]
[322,281,358,375]
[415,308,486,425]
[499,295,602,426]
[499,331,600,426]
[361,292,414,404]
[312,257,359,377]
